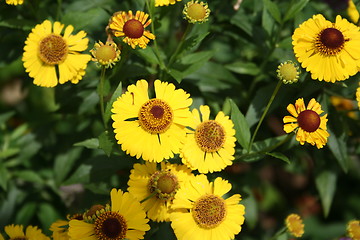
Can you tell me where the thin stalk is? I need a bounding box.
[167,23,192,68]
[248,80,283,152]
[99,66,107,128]
[140,191,157,203]
[56,0,62,21]
[269,226,287,240]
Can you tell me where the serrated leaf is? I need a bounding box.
[315,170,337,217]
[54,148,83,184]
[74,138,99,149]
[98,131,114,157]
[104,81,122,125]
[265,152,290,164]
[284,0,309,22]
[228,99,251,150]
[327,130,349,173]
[263,0,282,23]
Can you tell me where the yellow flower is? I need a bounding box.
[22,20,91,87]
[109,11,155,49]
[357,82,360,110]
[155,0,181,7]
[277,60,300,84]
[128,161,194,222]
[90,40,121,68]
[285,214,304,238]
[292,14,360,82]
[5,0,23,5]
[180,105,236,173]
[170,174,245,240]
[283,98,329,149]
[3,224,50,240]
[68,189,150,240]
[111,79,193,162]
[183,0,211,24]
[347,220,360,240]
[50,214,84,240]
[348,0,360,24]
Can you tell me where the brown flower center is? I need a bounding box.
[148,170,179,200]
[38,34,68,65]
[94,211,127,240]
[297,110,321,132]
[123,19,144,38]
[195,120,226,152]
[316,27,347,56]
[138,99,173,134]
[187,3,207,20]
[192,194,226,229]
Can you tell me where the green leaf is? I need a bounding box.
[284,0,309,22]
[0,111,14,125]
[265,152,290,164]
[98,131,114,157]
[79,91,99,115]
[242,187,258,229]
[54,148,83,185]
[263,0,282,23]
[251,135,288,153]
[14,170,43,184]
[327,130,349,173]
[315,170,337,217]
[228,99,251,149]
[225,61,260,76]
[37,203,61,231]
[0,163,9,190]
[231,9,253,36]
[135,47,160,66]
[178,32,209,57]
[74,138,99,149]
[15,202,37,226]
[104,81,122,125]
[0,148,20,159]
[63,164,92,185]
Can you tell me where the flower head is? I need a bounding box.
[2,224,50,240]
[90,40,121,68]
[170,174,245,240]
[128,162,194,222]
[180,105,236,173]
[292,14,360,82]
[347,220,360,240]
[283,98,329,149]
[68,189,150,240]
[277,61,300,84]
[285,214,304,238]
[5,0,23,5]
[50,214,83,240]
[183,0,211,24]
[348,0,360,24]
[155,0,182,7]
[111,79,193,162]
[22,20,91,87]
[109,11,155,49]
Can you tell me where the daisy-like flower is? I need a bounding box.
[109,11,155,49]
[292,14,360,82]
[155,0,181,7]
[2,224,50,240]
[180,105,236,173]
[68,189,150,240]
[111,79,193,162]
[283,98,329,149]
[277,60,300,84]
[50,214,83,240]
[90,40,121,68]
[348,0,360,24]
[23,20,91,87]
[5,0,23,5]
[128,161,194,222]
[285,214,305,238]
[170,174,245,240]
[183,0,211,24]
[347,220,360,240]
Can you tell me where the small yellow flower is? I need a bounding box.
[90,40,121,68]
[348,0,360,24]
[285,214,304,238]
[3,224,50,240]
[155,0,181,7]
[5,0,24,5]
[277,61,300,84]
[347,220,360,240]
[356,82,360,110]
[183,0,211,24]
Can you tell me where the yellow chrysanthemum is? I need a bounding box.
[170,174,245,240]
[128,161,194,222]
[109,11,155,49]
[111,79,193,162]
[90,40,121,68]
[22,20,91,87]
[285,214,304,238]
[356,82,360,110]
[348,0,360,24]
[68,189,150,240]
[347,220,360,240]
[180,105,236,173]
[183,0,211,24]
[155,0,181,7]
[3,224,50,240]
[283,98,329,149]
[5,0,23,5]
[292,14,360,82]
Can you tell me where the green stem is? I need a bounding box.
[56,0,62,21]
[269,226,287,240]
[248,80,283,152]
[167,23,192,68]
[140,191,157,203]
[99,66,107,128]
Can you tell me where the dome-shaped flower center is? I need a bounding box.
[278,62,299,83]
[148,170,179,200]
[297,110,321,132]
[192,194,226,229]
[187,3,207,20]
[94,211,127,240]
[316,28,347,55]
[38,34,68,65]
[195,120,226,152]
[95,45,117,62]
[138,99,173,134]
[123,19,144,38]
